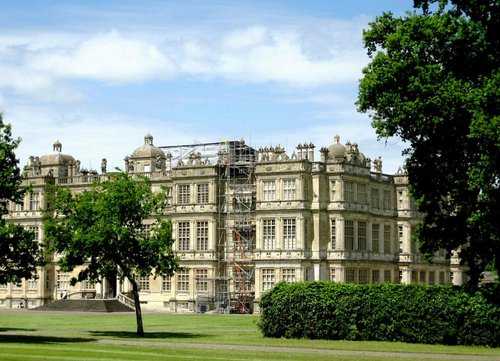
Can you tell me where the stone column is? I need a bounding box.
[337,218,345,250]
[297,215,305,250]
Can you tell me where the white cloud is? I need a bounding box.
[1,18,369,94]
[27,30,177,83]
[221,26,271,51]
[178,25,368,86]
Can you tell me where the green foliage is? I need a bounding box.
[258,282,500,346]
[0,113,44,285]
[357,1,500,285]
[43,172,181,336]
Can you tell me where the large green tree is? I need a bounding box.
[357,0,499,285]
[44,172,180,336]
[0,113,44,285]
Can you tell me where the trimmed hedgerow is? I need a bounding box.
[257,282,499,347]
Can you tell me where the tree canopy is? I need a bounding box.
[0,113,44,285]
[357,0,499,285]
[44,172,180,336]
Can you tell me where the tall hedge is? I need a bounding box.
[258,282,499,346]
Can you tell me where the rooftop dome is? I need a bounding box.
[40,140,75,166]
[131,133,165,159]
[327,134,346,159]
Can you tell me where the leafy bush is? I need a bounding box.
[258,282,499,346]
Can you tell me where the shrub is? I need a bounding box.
[257,282,499,347]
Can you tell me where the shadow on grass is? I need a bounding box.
[0,334,95,344]
[0,327,36,332]
[89,330,206,340]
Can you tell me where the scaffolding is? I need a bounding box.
[218,140,257,313]
[160,140,257,313]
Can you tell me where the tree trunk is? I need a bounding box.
[129,277,144,337]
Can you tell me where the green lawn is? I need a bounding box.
[0,311,499,361]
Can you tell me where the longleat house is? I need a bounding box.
[1,133,467,313]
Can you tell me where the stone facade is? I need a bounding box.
[0,134,465,312]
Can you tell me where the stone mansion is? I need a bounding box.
[0,134,466,312]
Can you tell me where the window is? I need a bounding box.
[282,268,296,283]
[138,276,150,291]
[330,268,336,282]
[196,221,209,251]
[358,221,367,251]
[80,280,95,290]
[428,271,436,285]
[345,220,354,250]
[357,183,367,204]
[358,269,368,284]
[383,225,391,254]
[345,268,355,283]
[263,181,276,201]
[196,269,208,292]
[411,270,418,284]
[57,272,70,290]
[398,225,404,253]
[234,267,252,292]
[14,201,24,211]
[197,184,209,204]
[304,268,311,282]
[283,179,296,200]
[177,222,190,251]
[344,181,354,202]
[140,224,152,240]
[234,225,253,252]
[439,272,445,285]
[383,190,391,209]
[419,271,426,284]
[262,219,276,250]
[371,188,379,209]
[27,226,39,241]
[330,219,337,249]
[262,269,275,291]
[383,270,392,283]
[162,276,171,292]
[29,192,40,211]
[178,184,190,204]
[398,191,404,210]
[372,224,380,252]
[27,279,38,290]
[177,270,190,292]
[372,270,380,283]
[177,302,189,310]
[283,218,296,250]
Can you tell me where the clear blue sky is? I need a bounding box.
[0,0,416,173]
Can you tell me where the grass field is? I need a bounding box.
[0,310,499,361]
